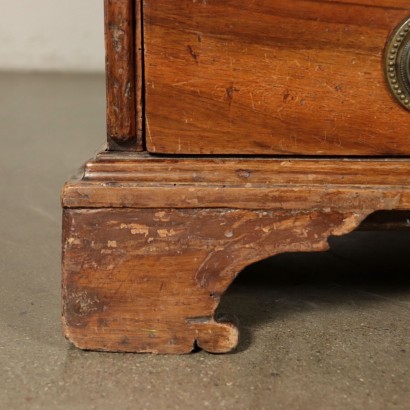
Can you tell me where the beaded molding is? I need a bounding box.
[385,17,410,110]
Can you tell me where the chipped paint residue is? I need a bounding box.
[154,211,171,221]
[121,223,149,237]
[224,230,234,238]
[292,226,309,238]
[157,229,177,238]
[71,291,101,317]
[141,328,158,333]
[107,240,117,248]
[110,26,124,53]
[331,213,366,236]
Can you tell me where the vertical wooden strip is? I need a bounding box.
[105,0,137,150]
[135,0,144,151]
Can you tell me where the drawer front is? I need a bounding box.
[144,0,410,155]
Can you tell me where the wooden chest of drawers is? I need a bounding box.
[62,0,410,354]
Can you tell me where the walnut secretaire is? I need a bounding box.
[62,0,410,354]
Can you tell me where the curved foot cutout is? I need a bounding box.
[193,316,239,354]
[63,207,376,354]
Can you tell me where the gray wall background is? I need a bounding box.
[0,0,105,72]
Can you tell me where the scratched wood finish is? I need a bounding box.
[143,0,410,155]
[63,153,410,211]
[61,153,410,353]
[135,0,144,150]
[62,0,410,354]
[105,0,141,150]
[62,207,368,353]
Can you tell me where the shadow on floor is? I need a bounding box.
[218,230,410,353]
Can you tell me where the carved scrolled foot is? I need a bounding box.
[189,315,239,354]
[62,207,372,354]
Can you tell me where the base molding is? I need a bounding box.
[62,153,410,353]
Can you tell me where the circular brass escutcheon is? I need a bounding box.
[385,17,410,110]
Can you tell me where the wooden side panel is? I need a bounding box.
[105,0,141,150]
[143,0,410,155]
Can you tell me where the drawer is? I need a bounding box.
[143,0,410,155]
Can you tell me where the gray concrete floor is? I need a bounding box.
[0,72,409,410]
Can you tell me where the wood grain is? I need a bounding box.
[63,153,410,211]
[135,0,144,150]
[63,0,410,354]
[61,153,410,353]
[62,207,366,354]
[105,0,138,149]
[143,0,410,155]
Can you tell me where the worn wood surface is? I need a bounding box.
[105,0,140,150]
[62,207,368,354]
[62,153,410,353]
[61,154,410,353]
[143,0,410,155]
[63,153,410,210]
[135,0,144,150]
[63,0,410,354]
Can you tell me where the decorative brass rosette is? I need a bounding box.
[385,18,410,111]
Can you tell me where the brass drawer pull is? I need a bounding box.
[386,18,410,110]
